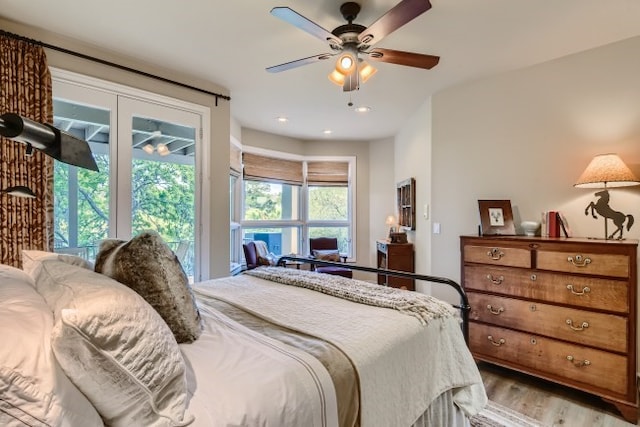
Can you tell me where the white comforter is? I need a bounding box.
[180,302,338,427]
[182,272,486,427]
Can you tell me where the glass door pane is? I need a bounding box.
[53,83,116,263]
[119,97,201,280]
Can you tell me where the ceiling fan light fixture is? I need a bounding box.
[142,143,154,155]
[328,69,346,86]
[339,54,354,71]
[358,60,377,83]
[335,49,357,75]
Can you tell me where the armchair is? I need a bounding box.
[309,237,352,278]
[242,241,259,270]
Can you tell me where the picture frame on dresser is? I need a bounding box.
[478,199,516,236]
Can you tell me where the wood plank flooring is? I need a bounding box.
[478,362,638,426]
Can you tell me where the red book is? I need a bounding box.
[548,211,561,238]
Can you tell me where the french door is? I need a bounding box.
[52,70,206,280]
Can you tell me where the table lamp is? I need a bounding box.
[385,215,397,237]
[574,153,639,239]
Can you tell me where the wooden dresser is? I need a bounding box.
[460,235,638,422]
[376,240,415,291]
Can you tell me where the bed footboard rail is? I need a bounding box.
[276,256,470,344]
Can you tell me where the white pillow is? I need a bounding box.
[21,250,93,284]
[0,264,103,427]
[22,254,191,427]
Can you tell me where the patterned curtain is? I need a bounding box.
[0,34,54,268]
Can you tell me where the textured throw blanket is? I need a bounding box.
[245,267,456,325]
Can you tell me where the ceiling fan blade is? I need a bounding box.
[367,48,439,69]
[271,7,343,47]
[266,53,335,73]
[358,0,432,46]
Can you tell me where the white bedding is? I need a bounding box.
[180,301,338,427]
[182,272,487,427]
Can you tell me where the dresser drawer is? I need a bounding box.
[464,245,531,268]
[469,323,628,395]
[468,293,627,352]
[463,265,629,313]
[537,250,629,278]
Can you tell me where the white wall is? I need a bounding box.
[429,36,640,301]
[394,99,433,293]
[368,138,395,268]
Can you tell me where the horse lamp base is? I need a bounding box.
[585,189,634,240]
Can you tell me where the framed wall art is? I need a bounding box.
[478,199,516,236]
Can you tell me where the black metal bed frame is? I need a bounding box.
[275,256,470,344]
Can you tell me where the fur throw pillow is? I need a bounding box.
[312,249,341,262]
[94,231,201,343]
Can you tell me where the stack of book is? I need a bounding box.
[541,211,571,237]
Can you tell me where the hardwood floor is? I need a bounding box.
[478,362,638,426]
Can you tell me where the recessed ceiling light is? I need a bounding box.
[323,129,332,135]
[276,116,289,123]
[354,106,371,113]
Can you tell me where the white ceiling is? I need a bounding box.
[2,0,640,141]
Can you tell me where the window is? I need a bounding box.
[240,150,354,259]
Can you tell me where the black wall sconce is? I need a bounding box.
[0,112,98,197]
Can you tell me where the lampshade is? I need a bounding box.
[156,143,170,156]
[0,185,36,198]
[358,60,377,84]
[385,215,396,226]
[328,69,346,86]
[574,154,640,189]
[335,51,356,75]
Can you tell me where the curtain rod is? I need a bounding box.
[0,29,231,105]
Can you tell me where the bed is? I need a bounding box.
[0,234,486,427]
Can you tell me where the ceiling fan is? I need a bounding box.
[266,0,440,92]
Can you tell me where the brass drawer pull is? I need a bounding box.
[567,255,592,268]
[566,319,589,331]
[487,248,504,260]
[486,274,504,285]
[566,355,591,368]
[566,284,591,296]
[486,304,504,315]
[487,335,506,346]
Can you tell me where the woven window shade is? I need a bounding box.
[230,143,242,176]
[307,161,349,186]
[243,152,303,186]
